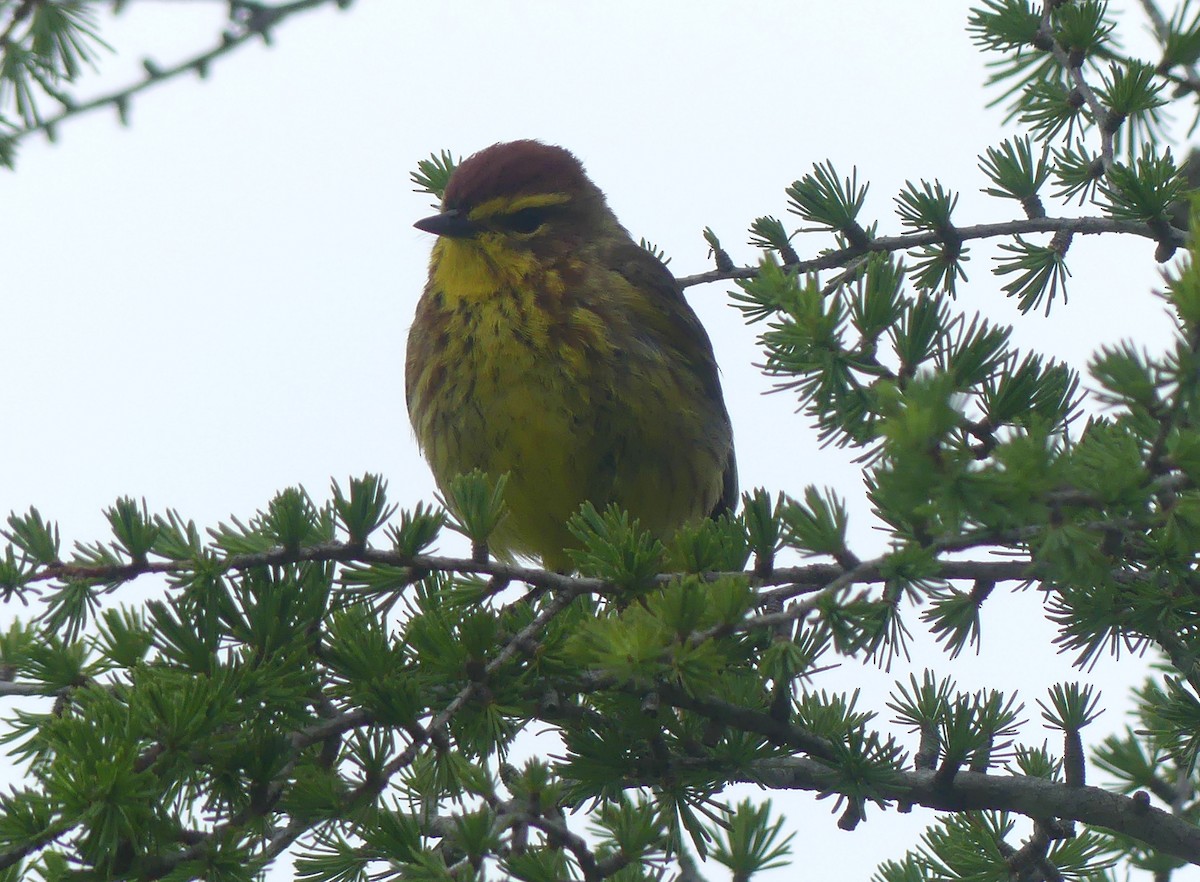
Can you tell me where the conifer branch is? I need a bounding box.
[676,214,1186,289]
[750,758,1200,865]
[1,0,353,158]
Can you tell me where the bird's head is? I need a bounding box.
[415,141,624,276]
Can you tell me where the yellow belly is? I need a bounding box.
[407,243,728,570]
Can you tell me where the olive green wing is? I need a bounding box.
[607,242,739,516]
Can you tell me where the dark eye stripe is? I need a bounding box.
[499,206,549,234]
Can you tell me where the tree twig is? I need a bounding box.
[676,215,1185,289]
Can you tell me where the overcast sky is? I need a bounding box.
[1,2,1191,879]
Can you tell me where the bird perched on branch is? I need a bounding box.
[406,140,736,571]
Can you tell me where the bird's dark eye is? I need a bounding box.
[501,207,549,234]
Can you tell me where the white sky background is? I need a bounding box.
[1,1,1194,879]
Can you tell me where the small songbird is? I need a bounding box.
[406,140,736,571]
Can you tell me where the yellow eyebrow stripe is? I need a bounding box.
[467,192,571,222]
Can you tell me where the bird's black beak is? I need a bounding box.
[414,209,478,239]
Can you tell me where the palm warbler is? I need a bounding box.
[406,140,736,571]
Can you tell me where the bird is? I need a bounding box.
[406,140,736,571]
